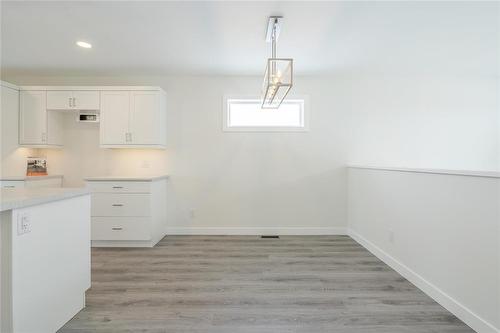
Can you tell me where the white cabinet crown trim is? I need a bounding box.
[1,80,19,90]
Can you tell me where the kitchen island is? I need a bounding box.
[0,187,91,333]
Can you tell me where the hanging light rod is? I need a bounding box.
[261,16,293,109]
[265,16,282,43]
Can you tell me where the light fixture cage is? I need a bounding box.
[261,58,293,109]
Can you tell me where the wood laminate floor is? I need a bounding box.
[59,236,474,333]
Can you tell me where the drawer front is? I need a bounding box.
[87,181,151,193]
[92,217,151,240]
[25,178,62,188]
[1,180,25,189]
[91,193,150,217]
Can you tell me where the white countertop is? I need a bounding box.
[0,187,90,212]
[348,165,500,179]
[84,175,169,182]
[0,174,63,181]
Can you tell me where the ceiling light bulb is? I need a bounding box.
[76,41,92,49]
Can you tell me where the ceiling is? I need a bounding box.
[1,1,498,77]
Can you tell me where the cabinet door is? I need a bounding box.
[100,91,129,145]
[2,85,20,161]
[73,91,100,110]
[129,91,160,144]
[19,91,47,144]
[47,91,72,110]
[47,110,64,145]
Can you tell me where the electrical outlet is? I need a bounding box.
[17,212,31,235]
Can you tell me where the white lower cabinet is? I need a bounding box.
[86,177,167,247]
[0,194,90,333]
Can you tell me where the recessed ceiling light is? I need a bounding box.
[76,41,92,49]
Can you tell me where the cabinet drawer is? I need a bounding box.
[0,180,25,188]
[92,217,151,240]
[87,181,151,193]
[91,193,150,216]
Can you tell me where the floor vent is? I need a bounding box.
[261,235,280,239]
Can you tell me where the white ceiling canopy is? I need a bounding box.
[1,1,497,77]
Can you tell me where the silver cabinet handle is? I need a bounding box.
[69,97,72,107]
[112,186,123,189]
[73,97,76,108]
[4,185,15,188]
[111,227,123,231]
[41,132,47,142]
[125,132,129,142]
[112,204,124,207]
[129,132,132,142]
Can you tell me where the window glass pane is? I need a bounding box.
[227,99,304,128]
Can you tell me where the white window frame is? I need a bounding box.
[223,95,310,132]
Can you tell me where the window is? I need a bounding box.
[223,97,308,132]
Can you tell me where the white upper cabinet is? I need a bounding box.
[73,91,100,110]
[100,90,166,148]
[47,90,99,110]
[130,91,161,145]
[17,86,165,149]
[46,91,72,110]
[20,91,63,147]
[20,91,47,145]
[100,91,130,145]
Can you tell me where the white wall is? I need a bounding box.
[4,76,351,233]
[0,83,38,177]
[3,73,498,232]
[347,75,499,171]
[348,167,500,333]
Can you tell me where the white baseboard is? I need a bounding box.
[165,227,348,236]
[91,240,156,248]
[348,229,499,333]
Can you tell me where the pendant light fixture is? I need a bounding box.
[261,16,293,109]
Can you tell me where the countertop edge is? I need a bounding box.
[0,175,64,181]
[84,175,169,182]
[1,188,90,212]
